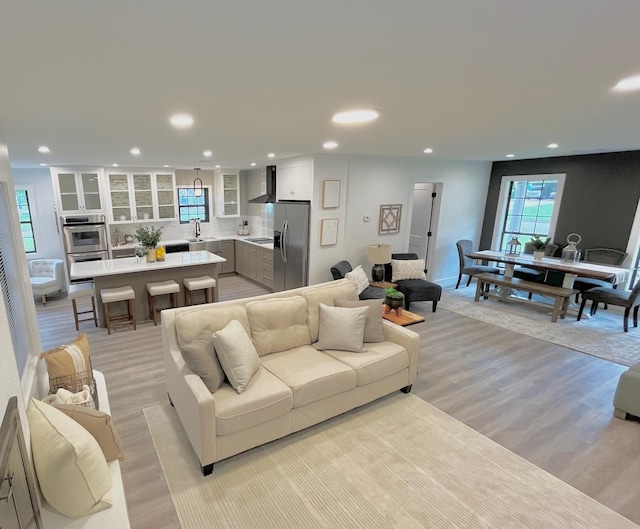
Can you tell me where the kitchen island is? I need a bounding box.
[70,251,226,327]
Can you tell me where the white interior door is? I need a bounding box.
[409,183,435,262]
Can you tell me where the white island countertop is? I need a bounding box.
[71,250,226,280]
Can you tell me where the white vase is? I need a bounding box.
[533,251,545,260]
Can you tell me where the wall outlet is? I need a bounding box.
[363,215,370,222]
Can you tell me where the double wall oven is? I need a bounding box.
[61,214,108,282]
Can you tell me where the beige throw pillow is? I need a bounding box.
[180,330,226,392]
[314,303,368,353]
[212,319,261,394]
[391,259,426,282]
[27,399,112,519]
[52,403,124,462]
[40,333,93,389]
[335,298,385,343]
[345,265,369,295]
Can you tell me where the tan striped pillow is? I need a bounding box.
[41,333,93,388]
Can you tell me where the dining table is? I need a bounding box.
[466,250,630,316]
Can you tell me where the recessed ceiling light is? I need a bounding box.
[215,164,221,169]
[332,108,379,124]
[112,163,119,167]
[323,141,338,150]
[267,153,275,158]
[203,150,212,157]
[163,164,170,168]
[423,148,433,154]
[130,147,141,155]
[39,163,47,166]
[250,162,256,167]
[38,146,50,153]
[506,154,515,158]
[613,75,640,92]
[547,143,559,149]
[169,113,194,128]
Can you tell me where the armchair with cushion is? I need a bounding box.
[330,261,385,300]
[385,253,442,312]
[455,240,500,288]
[29,258,64,305]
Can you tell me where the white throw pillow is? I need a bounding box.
[314,303,368,353]
[391,259,426,282]
[335,298,385,343]
[212,319,261,394]
[345,265,369,295]
[27,399,112,519]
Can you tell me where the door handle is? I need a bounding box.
[282,221,288,263]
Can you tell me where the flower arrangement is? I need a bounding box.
[530,235,549,251]
[134,225,164,249]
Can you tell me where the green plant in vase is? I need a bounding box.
[530,235,549,260]
[384,287,404,314]
[134,225,164,262]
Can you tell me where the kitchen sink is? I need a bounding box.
[245,237,273,244]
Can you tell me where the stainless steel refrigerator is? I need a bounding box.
[273,202,310,291]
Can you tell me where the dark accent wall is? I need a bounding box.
[480,151,640,254]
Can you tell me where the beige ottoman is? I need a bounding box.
[613,362,640,420]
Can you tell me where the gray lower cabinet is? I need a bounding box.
[220,240,235,273]
[235,241,273,288]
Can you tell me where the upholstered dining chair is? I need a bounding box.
[455,240,500,289]
[513,242,559,284]
[577,280,640,332]
[573,247,627,303]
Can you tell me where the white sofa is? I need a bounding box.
[162,279,420,475]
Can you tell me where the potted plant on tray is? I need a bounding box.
[530,235,549,260]
[384,287,405,316]
[134,225,164,263]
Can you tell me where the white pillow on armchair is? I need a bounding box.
[391,259,426,282]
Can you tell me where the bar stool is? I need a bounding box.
[68,283,98,331]
[100,285,136,335]
[183,276,217,305]
[146,280,180,325]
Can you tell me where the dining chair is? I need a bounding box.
[455,240,500,289]
[573,247,627,303]
[577,280,640,332]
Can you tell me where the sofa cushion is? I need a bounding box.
[261,346,357,408]
[212,367,293,436]
[175,305,250,347]
[180,330,226,392]
[314,303,368,353]
[246,296,311,356]
[212,320,261,394]
[324,341,409,386]
[335,298,385,343]
[302,281,358,342]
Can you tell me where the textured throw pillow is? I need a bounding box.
[314,303,368,353]
[40,333,93,389]
[52,403,124,462]
[27,399,112,519]
[345,265,369,295]
[391,259,427,282]
[212,320,261,394]
[335,299,385,343]
[180,330,226,392]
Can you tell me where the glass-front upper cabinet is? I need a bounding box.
[51,168,104,214]
[155,173,177,220]
[106,170,176,223]
[214,169,240,217]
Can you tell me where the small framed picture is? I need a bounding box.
[379,204,402,234]
[322,180,340,209]
[320,218,339,246]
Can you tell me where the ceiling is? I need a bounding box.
[2,1,640,170]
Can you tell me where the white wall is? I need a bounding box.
[12,168,65,260]
[308,154,492,286]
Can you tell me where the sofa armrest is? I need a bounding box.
[381,320,420,385]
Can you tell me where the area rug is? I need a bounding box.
[144,394,635,529]
[439,287,640,366]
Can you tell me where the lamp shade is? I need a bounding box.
[367,244,391,264]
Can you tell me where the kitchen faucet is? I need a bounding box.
[194,218,201,239]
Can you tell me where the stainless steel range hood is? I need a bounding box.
[248,165,276,203]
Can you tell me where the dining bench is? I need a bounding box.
[474,272,578,323]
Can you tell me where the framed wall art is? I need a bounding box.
[320,218,339,246]
[322,180,340,209]
[379,204,402,234]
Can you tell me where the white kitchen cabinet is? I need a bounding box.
[276,162,313,201]
[51,167,105,214]
[214,169,240,217]
[106,170,176,224]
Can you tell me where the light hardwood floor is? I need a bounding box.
[35,279,640,528]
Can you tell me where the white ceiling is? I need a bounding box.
[2,1,640,170]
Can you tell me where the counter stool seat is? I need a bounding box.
[100,285,136,335]
[147,280,180,325]
[68,283,98,331]
[184,276,217,305]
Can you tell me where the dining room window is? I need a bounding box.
[492,174,566,251]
